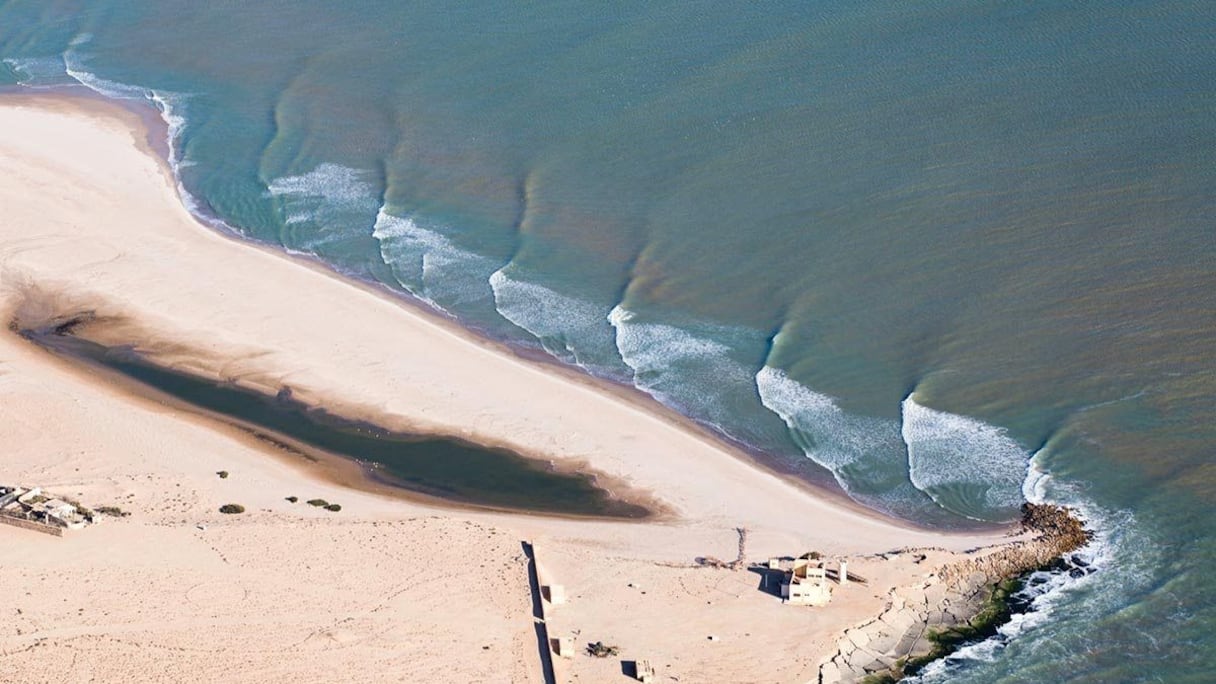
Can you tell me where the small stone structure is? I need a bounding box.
[553,636,574,659]
[545,584,566,605]
[634,659,656,682]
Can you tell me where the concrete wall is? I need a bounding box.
[0,514,63,537]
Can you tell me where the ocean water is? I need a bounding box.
[2,1,1213,680]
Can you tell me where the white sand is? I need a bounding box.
[0,93,1014,683]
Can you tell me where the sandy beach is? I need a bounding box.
[0,93,1026,682]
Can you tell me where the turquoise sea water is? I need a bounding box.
[2,1,1213,680]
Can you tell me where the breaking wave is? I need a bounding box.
[264,163,379,252]
[489,268,623,374]
[755,366,937,518]
[902,395,1028,521]
[756,361,1031,521]
[373,208,499,309]
[608,306,769,442]
[906,451,1154,683]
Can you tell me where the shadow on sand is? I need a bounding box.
[521,541,557,684]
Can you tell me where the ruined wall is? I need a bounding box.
[0,514,64,537]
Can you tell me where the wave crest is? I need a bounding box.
[373,208,498,309]
[756,366,936,517]
[3,56,75,87]
[902,396,1028,520]
[489,269,621,373]
[609,306,771,442]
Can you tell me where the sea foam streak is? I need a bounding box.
[265,163,379,252]
[756,366,936,517]
[902,396,1028,520]
[3,56,76,87]
[608,306,767,442]
[490,268,623,374]
[907,452,1153,683]
[373,208,499,309]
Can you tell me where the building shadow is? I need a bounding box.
[747,565,788,598]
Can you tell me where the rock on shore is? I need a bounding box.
[819,504,1091,683]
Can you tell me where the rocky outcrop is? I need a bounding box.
[819,504,1091,683]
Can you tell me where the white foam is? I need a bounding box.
[609,306,734,370]
[902,395,1029,519]
[2,56,75,87]
[266,163,377,224]
[489,268,620,371]
[907,482,1153,683]
[63,53,149,101]
[608,305,761,437]
[149,92,188,165]
[372,208,498,309]
[756,366,941,517]
[756,366,898,472]
[263,163,381,252]
[1021,448,1053,505]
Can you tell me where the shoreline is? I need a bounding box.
[0,90,1058,683]
[5,85,1002,536]
[819,503,1092,682]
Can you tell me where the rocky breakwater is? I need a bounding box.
[818,504,1091,684]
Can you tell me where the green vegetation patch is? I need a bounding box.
[218,503,245,514]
